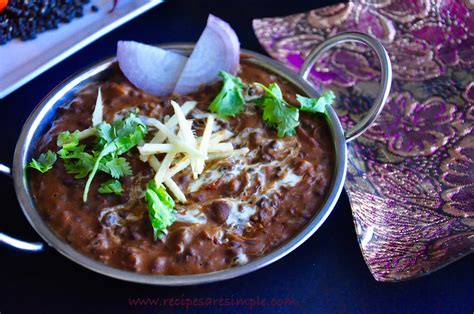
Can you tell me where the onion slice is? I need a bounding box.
[174,14,240,94]
[117,41,187,96]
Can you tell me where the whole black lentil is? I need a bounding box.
[0,0,99,45]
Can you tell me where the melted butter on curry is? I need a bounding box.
[30,61,334,275]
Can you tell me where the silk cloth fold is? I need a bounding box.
[253,0,473,281]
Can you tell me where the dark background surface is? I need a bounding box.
[0,0,472,313]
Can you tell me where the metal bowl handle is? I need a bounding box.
[0,163,44,252]
[299,32,392,142]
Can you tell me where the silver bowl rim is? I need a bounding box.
[12,44,347,286]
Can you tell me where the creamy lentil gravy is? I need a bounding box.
[30,59,335,275]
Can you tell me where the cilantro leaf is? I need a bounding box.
[145,180,176,240]
[101,157,132,179]
[83,113,147,202]
[30,113,146,201]
[296,90,335,114]
[98,179,124,195]
[96,123,114,146]
[209,71,246,118]
[255,83,299,137]
[60,145,95,179]
[110,114,148,156]
[57,130,80,149]
[28,150,57,173]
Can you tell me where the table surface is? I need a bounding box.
[0,1,472,313]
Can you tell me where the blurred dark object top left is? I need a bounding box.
[0,0,99,45]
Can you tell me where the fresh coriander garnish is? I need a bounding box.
[81,113,147,202]
[57,130,80,149]
[98,179,124,195]
[254,82,300,137]
[209,72,335,138]
[28,150,57,173]
[45,113,147,202]
[100,156,132,179]
[252,82,335,137]
[296,90,336,114]
[60,145,95,179]
[144,180,176,240]
[209,71,246,118]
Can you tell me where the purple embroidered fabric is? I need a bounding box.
[253,0,473,281]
